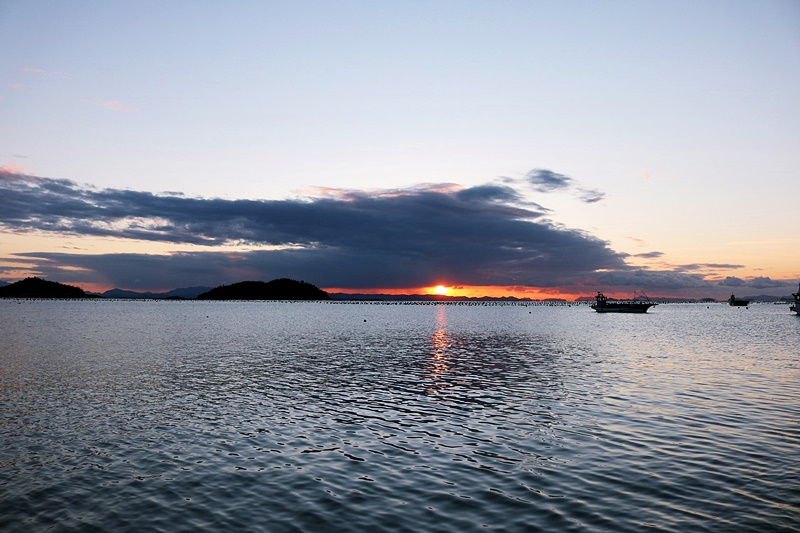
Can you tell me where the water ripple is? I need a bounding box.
[1,301,798,531]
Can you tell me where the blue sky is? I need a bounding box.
[1,1,798,297]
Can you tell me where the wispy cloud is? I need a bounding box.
[676,263,745,272]
[576,187,605,203]
[19,66,75,80]
[633,251,664,259]
[82,99,140,113]
[525,168,606,204]
[526,169,572,192]
[0,161,31,174]
[20,66,48,74]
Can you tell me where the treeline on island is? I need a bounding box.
[0,277,331,300]
[196,279,330,300]
[0,277,97,299]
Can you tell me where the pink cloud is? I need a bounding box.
[82,99,140,113]
[299,182,465,202]
[19,66,75,80]
[0,161,32,174]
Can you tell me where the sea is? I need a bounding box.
[0,299,798,532]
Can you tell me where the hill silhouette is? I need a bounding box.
[196,278,331,300]
[99,286,212,299]
[0,277,93,298]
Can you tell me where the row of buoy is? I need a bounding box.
[322,300,583,307]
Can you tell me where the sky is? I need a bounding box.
[1,0,798,299]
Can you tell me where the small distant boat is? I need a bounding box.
[791,283,800,314]
[728,294,750,307]
[591,291,657,313]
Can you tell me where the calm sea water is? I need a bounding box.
[1,299,798,532]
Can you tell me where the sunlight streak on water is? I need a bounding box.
[1,300,798,531]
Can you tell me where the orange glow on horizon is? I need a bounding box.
[322,285,588,301]
[75,281,113,294]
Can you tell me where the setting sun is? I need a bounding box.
[434,285,448,295]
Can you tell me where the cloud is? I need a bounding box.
[5,170,785,296]
[717,275,787,290]
[747,276,785,289]
[719,276,745,287]
[576,187,605,203]
[723,276,785,289]
[1,170,630,290]
[525,168,606,203]
[633,251,664,259]
[526,169,572,192]
[0,161,31,174]
[82,99,140,113]
[676,263,745,272]
[19,66,75,80]
[20,66,48,74]
[594,268,797,295]
[597,269,715,290]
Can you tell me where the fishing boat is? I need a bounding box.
[591,291,657,313]
[728,294,750,307]
[791,283,799,314]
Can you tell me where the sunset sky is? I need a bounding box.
[1,1,798,299]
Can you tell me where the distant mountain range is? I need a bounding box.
[738,294,795,303]
[97,286,212,299]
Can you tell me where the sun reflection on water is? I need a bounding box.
[425,305,454,396]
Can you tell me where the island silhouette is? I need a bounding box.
[195,278,331,300]
[0,277,95,298]
[0,276,330,300]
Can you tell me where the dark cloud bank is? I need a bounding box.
[0,170,791,296]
